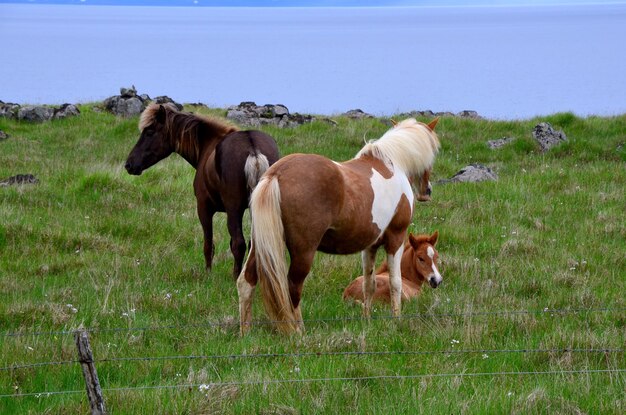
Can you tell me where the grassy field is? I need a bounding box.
[0,105,624,414]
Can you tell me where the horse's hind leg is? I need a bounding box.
[226,207,247,279]
[361,247,378,319]
[237,243,258,335]
[286,250,316,333]
[197,198,215,272]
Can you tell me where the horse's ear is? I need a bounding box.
[156,105,167,124]
[427,117,439,131]
[430,230,439,246]
[390,118,398,127]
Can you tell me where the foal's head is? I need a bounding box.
[125,104,176,175]
[407,231,442,288]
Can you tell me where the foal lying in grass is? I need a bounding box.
[343,231,441,303]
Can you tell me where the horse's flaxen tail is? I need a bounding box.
[244,152,270,193]
[249,176,300,334]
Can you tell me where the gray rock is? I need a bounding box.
[487,137,514,149]
[343,109,374,119]
[0,130,8,140]
[18,105,54,122]
[120,85,137,98]
[457,110,481,119]
[0,101,20,119]
[532,122,567,152]
[53,103,80,119]
[0,174,39,187]
[441,164,498,183]
[226,102,314,128]
[153,96,183,111]
[273,104,289,117]
[104,95,145,117]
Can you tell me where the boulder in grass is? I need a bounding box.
[53,103,80,120]
[0,174,39,187]
[226,102,314,128]
[0,101,20,119]
[487,137,514,149]
[439,164,498,184]
[343,109,374,119]
[532,122,567,152]
[0,130,8,141]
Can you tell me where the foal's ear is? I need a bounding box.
[156,105,167,124]
[429,230,439,246]
[408,233,419,249]
[426,117,439,131]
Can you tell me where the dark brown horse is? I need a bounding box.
[125,103,280,277]
[237,118,440,334]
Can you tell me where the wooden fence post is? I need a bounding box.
[75,328,107,415]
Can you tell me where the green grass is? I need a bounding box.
[1,106,624,414]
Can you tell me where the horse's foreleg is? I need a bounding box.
[387,244,405,317]
[237,244,258,336]
[197,199,215,272]
[226,207,247,279]
[361,248,377,319]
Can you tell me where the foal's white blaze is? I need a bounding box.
[427,245,443,284]
[369,168,413,236]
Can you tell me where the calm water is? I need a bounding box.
[1,4,625,119]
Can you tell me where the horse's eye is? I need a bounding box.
[418,257,425,263]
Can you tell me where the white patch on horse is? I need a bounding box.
[427,246,435,259]
[369,168,413,236]
[427,245,442,285]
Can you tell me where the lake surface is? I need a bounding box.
[1,4,625,119]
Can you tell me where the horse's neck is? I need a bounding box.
[400,249,424,286]
[177,124,228,169]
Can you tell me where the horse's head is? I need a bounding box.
[125,104,175,175]
[415,168,432,202]
[414,117,438,202]
[408,231,442,288]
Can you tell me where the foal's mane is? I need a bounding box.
[355,118,440,176]
[139,103,239,162]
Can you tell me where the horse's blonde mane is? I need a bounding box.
[355,118,440,176]
[139,103,239,164]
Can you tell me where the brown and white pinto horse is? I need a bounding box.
[125,103,280,277]
[343,231,441,304]
[237,118,440,334]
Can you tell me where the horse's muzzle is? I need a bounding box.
[429,277,441,288]
[125,161,142,175]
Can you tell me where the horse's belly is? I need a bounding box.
[318,228,380,254]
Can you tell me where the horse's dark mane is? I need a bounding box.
[140,103,239,163]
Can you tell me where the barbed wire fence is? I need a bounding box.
[1,306,625,413]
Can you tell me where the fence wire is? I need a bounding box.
[1,347,623,373]
[2,368,624,399]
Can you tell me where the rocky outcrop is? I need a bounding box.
[440,164,498,184]
[0,174,39,187]
[398,109,482,119]
[342,109,374,119]
[532,122,567,152]
[103,86,145,117]
[103,86,183,116]
[0,101,80,123]
[226,102,314,128]
[0,101,20,119]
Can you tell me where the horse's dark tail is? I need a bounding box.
[244,151,270,193]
